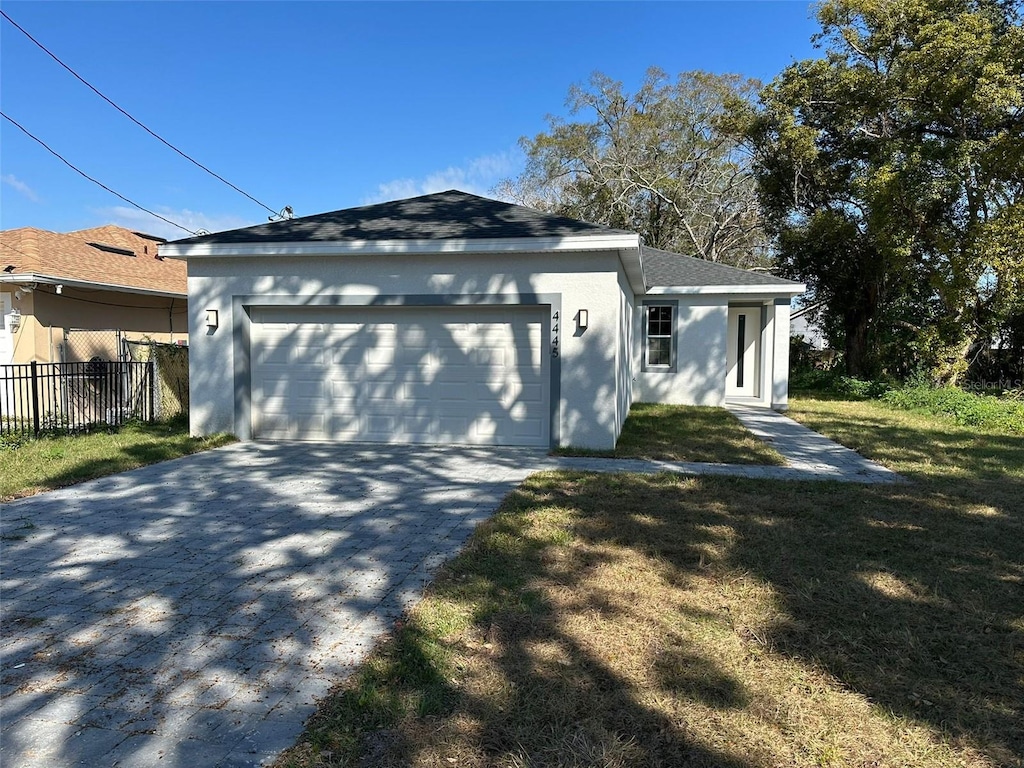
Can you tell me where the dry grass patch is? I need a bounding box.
[556,402,785,465]
[277,402,1023,768]
[0,418,235,501]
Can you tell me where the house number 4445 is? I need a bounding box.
[551,310,559,358]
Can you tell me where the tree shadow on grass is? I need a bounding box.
[573,471,1024,764]
[309,461,1023,767]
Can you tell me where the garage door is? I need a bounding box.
[250,306,550,446]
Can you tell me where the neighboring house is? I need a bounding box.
[162,190,804,450]
[791,301,828,351]
[0,225,187,365]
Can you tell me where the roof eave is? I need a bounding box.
[159,233,641,259]
[0,273,186,299]
[645,283,806,296]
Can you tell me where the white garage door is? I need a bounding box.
[250,306,550,446]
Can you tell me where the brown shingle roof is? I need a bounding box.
[0,225,186,295]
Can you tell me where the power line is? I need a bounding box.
[40,289,190,311]
[0,240,35,261]
[1,111,200,236]
[1,9,280,218]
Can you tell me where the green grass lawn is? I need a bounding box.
[0,419,235,501]
[555,402,785,465]
[276,397,1023,768]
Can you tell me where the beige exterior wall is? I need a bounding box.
[1,285,188,364]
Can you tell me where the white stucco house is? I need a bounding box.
[161,190,804,450]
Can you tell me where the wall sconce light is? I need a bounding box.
[578,309,589,329]
[6,309,22,332]
[205,309,219,329]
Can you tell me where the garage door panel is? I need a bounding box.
[512,419,545,438]
[521,387,546,406]
[258,413,328,440]
[293,414,327,436]
[474,347,506,367]
[329,380,360,400]
[366,346,395,366]
[258,379,325,400]
[364,382,402,402]
[257,413,291,436]
[329,413,362,433]
[468,416,498,439]
[330,347,369,366]
[252,307,549,446]
[435,415,470,437]
[364,414,398,438]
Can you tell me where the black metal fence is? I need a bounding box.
[0,360,156,437]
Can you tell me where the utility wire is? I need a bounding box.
[1,111,200,236]
[1,9,279,218]
[0,240,36,261]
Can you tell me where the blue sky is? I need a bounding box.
[1,1,821,240]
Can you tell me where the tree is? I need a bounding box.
[738,0,1024,381]
[497,68,770,268]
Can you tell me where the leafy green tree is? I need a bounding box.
[738,0,1024,380]
[497,68,770,268]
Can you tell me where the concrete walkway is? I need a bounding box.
[724,405,904,483]
[0,413,900,767]
[549,406,903,484]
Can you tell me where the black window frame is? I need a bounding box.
[641,300,678,372]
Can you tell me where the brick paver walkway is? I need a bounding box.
[0,415,901,767]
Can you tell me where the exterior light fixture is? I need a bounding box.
[206,309,219,329]
[14,283,35,300]
[6,309,22,331]
[578,309,589,329]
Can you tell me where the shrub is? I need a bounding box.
[790,369,891,399]
[0,432,25,451]
[882,385,1024,434]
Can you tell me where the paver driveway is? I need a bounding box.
[0,442,553,768]
[1,418,900,767]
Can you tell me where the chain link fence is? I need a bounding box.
[62,328,125,364]
[124,339,189,421]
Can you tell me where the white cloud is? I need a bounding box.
[2,174,40,202]
[364,149,523,204]
[96,205,256,241]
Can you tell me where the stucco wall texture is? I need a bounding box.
[187,250,632,450]
[186,250,794,449]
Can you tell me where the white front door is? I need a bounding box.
[726,307,760,399]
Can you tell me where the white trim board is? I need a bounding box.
[159,234,642,259]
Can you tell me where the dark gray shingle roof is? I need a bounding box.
[642,247,801,289]
[168,190,629,246]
